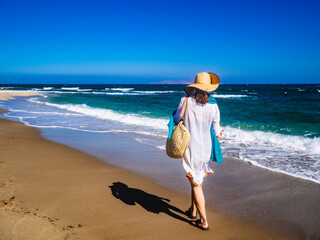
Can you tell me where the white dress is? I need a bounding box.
[173,97,222,186]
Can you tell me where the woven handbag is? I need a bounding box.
[166,97,190,158]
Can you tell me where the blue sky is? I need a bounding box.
[0,0,319,84]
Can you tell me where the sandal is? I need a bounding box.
[185,207,197,219]
[191,219,209,231]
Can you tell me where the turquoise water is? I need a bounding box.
[6,84,318,137]
[0,84,319,183]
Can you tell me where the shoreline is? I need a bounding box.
[37,123,320,239]
[0,90,41,101]
[1,89,318,185]
[1,93,319,239]
[240,158,320,185]
[0,115,284,239]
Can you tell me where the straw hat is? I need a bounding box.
[184,72,220,95]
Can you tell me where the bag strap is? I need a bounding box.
[178,97,188,123]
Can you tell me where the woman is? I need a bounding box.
[173,72,223,230]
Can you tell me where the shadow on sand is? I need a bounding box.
[109,182,190,223]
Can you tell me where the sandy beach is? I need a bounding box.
[0,92,286,239]
[37,123,320,240]
[0,90,41,101]
[1,91,319,240]
[0,114,285,240]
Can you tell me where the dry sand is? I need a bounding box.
[0,90,41,101]
[0,114,284,239]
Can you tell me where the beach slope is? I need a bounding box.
[0,115,283,239]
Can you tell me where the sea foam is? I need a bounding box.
[223,126,320,155]
[61,87,80,90]
[211,94,249,98]
[28,98,319,156]
[29,99,168,131]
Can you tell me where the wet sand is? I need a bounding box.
[0,114,284,239]
[207,157,320,240]
[38,126,320,240]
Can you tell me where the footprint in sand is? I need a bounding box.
[0,196,16,210]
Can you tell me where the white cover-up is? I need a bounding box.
[173,97,222,186]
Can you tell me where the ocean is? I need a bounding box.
[0,84,319,184]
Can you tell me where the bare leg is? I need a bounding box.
[188,177,208,228]
[189,188,197,217]
[193,186,208,227]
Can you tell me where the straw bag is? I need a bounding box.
[166,97,190,159]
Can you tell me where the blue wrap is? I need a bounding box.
[167,115,175,140]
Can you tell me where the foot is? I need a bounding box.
[191,219,209,231]
[186,207,197,219]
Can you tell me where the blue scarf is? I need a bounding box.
[167,96,223,163]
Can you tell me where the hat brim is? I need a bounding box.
[184,83,219,95]
[184,72,220,95]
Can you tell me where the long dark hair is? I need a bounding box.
[187,87,210,104]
